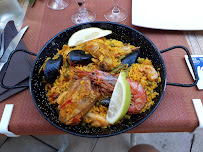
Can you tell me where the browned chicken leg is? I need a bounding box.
[57,76,100,125]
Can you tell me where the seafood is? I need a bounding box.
[74,69,117,94]
[42,37,161,128]
[121,49,140,66]
[127,79,147,114]
[83,40,115,71]
[67,49,93,65]
[44,55,63,84]
[57,77,100,125]
[100,98,110,107]
[120,45,140,54]
[74,69,147,114]
[139,65,158,81]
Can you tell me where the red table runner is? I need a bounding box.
[0,0,202,135]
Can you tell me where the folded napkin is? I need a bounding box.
[0,21,33,102]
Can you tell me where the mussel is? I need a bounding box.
[44,55,63,84]
[67,50,93,65]
[100,98,110,107]
[121,49,140,66]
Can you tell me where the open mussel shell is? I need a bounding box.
[121,49,140,66]
[67,50,93,65]
[100,98,110,107]
[44,55,63,84]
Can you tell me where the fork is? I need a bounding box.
[0,28,5,58]
[0,20,9,59]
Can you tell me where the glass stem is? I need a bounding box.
[112,0,120,14]
[55,0,62,3]
[78,0,86,14]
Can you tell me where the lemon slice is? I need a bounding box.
[106,71,131,124]
[68,27,112,47]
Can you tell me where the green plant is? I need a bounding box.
[29,0,35,6]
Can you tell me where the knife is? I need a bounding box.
[0,26,28,70]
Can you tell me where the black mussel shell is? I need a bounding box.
[121,49,140,66]
[100,98,110,107]
[44,55,63,84]
[67,50,93,65]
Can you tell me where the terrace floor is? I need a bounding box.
[0,131,203,152]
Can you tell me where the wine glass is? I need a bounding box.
[47,0,71,10]
[104,0,128,22]
[71,0,96,24]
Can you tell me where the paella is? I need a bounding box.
[39,30,161,128]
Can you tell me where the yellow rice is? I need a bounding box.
[43,37,161,126]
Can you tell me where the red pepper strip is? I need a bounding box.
[49,93,59,101]
[73,115,80,124]
[59,99,72,109]
[50,93,59,98]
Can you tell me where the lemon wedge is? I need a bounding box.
[106,71,131,124]
[68,27,112,47]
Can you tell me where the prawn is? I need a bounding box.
[139,65,158,81]
[74,69,147,115]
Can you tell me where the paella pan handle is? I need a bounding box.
[0,49,37,89]
[160,45,198,87]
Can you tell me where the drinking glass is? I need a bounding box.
[104,0,128,22]
[0,0,24,58]
[71,0,96,24]
[0,0,24,27]
[47,0,71,10]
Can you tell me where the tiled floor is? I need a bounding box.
[0,131,203,152]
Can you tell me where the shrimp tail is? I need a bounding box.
[127,79,147,115]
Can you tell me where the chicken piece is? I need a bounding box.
[57,77,100,125]
[83,41,115,71]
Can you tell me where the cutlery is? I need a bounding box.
[0,26,28,71]
[0,21,9,58]
[0,29,4,58]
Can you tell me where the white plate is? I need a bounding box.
[132,0,203,30]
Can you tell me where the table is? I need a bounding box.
[0,0,202,135]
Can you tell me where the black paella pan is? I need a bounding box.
[0,22,198,138]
